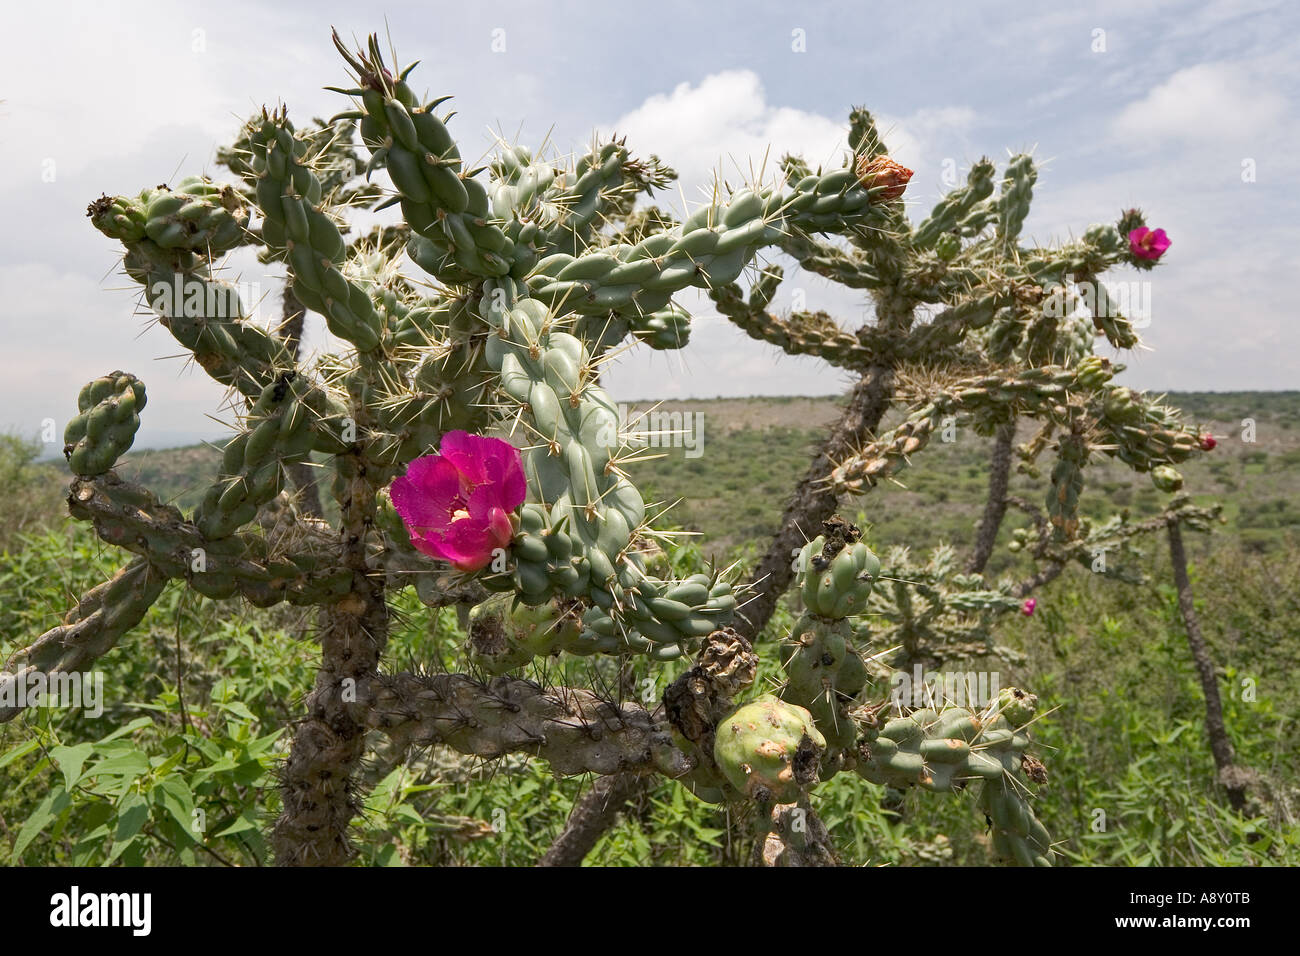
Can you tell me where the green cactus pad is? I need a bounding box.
[780,615,869,751]
[798,535,881,619]
[63,372,147,477]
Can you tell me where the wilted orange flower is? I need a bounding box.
[855,154,913,202]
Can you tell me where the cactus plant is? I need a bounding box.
[3,28,1232,867]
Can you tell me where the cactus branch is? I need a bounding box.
[1166,519,1250,812]
[279,284,325,519]
[709,270,876,372]
[360,672,692,778]
[0,557,166,722]
[736,364,895,640]
[536,772,650,867]
[64,474,347,604]
[272,448,389,865]
[967,420,1016,574]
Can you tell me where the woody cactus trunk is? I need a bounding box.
[3,30,1215,866]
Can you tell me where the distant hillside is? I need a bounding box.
[619,392,1300,557]
[115,443,227,511]
[28,392,1300,559]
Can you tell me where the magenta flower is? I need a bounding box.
[389,431,526,572]
[1022,598,1037,616]
[1128,227,1171,261]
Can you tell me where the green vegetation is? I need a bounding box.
[624,393,1299,561]
[5,29,1290,865]
[2,392,1295,865]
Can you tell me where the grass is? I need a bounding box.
[0,390,1296,866]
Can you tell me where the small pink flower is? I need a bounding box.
[389,431,526,572]
[1128,227,1170,261]
[1021,598,1037,616]
[1199,434,1217,451]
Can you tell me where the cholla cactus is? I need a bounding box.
[853,542,1025,669]
[3,29,1216,867]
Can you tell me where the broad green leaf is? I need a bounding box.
[84,751,151,781]
[217,700,256,722]
[94,715,154,744]
[213,809,260,838]
[48,743,94,790]
[152,776,197,842]
[375,843,404,866]
[11,788,70,861]
[114,791,150,843]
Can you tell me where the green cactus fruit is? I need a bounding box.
[780,615,868,751]
[1116,207,1147,238]
[1151,464,1183,493]
[933,232,961,261]
[63,372,147,477]
[1074,355,1112,388]
[798,536,880,619]
[1103,386,1143,424]
[714,695,826,803]
[86,193,148,243]
[374,487,409,546]
[468,593,581,673]
[995,687,1038,727]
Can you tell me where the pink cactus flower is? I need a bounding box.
[1199,434,1217,451]
[1022,598,1037,616]
[389,431,526,572]
[1128,227,1171,261]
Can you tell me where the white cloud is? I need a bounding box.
[1111,62,1288,146]
[599,70,976,205]
[594,72,985,400]
[0,262,247,448]
[599,71,845,201]
[604,292,858,403]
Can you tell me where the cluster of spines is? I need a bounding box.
[853,544,1023,667]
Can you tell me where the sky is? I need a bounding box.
[1,0,1296,449]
